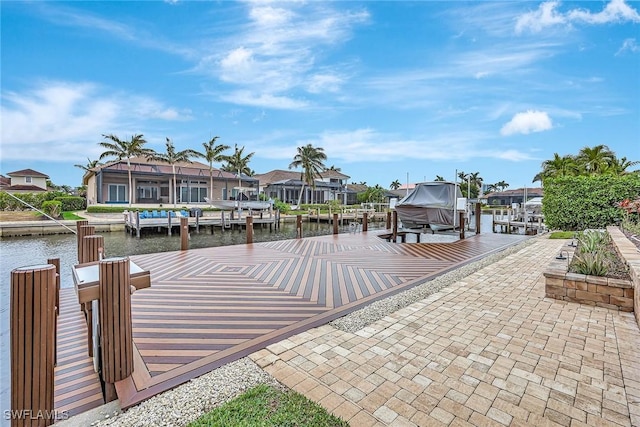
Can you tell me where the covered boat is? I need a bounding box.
[395,182,462,230]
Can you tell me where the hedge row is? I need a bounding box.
[542,175,640,230]
[0,191,86,211]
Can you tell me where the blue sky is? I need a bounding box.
[1,0,639,190]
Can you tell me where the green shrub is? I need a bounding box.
[543,175,640,231]
[41,200,62,218]
[571,251,609,276]
[54,196,86,211]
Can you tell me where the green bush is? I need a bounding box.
[41,200,62,218]
[543,175,640,230]
[54,196,86,211]
[0,191,69,211]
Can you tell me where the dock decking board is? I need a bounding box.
[54,288,104,418]
[111,231,527,408]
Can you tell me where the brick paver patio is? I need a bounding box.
[251,237,640,426]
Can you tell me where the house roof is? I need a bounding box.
[255,169,349,186]
[4,185,48,192]
[0,175,10,188]
[7,168,49,178]
[84,157,250,184]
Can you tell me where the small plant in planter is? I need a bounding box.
[569,230,611,276]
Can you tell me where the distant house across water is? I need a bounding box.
[255,169,351,205]
[4,169,49,193]
[82,157,258,205]
[485,188,543,206]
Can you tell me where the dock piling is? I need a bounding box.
[11,264,57,426]
[475,203,481,235]
[362,212,368,232]
[98,257,134,402]
[333,213,339,235]
[246,216,253,244]
[180,217,189,251]
[296,215,302,239]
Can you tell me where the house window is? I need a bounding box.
[108,184,126,202]
[25,176,32,183]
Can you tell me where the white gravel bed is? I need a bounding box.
[93,358,281,427]
[80,234,539,427]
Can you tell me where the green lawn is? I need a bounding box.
[188,384,349,427]
[549,231,576,239]
[62,211,85,220]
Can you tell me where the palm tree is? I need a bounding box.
[288,144,327,206]
[434,175,445,181]
[147,138,201,207]
[324,165,342,172]
[576,144,614,175]
[98,134,154,206]
[74,158,102,172]
[495,180,509,191]
[198,136,230,206]
[605,156,640,175]
[221,144,254,175]
[390,180,401,190]
[468,172,483,193]
[457,171,468,182]
[532,153,578,183]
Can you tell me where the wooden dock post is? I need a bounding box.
[76,220,89,261]
[475,203,481,235]
[296,215,302,239]
[98,257,134,403]
[167,213,172,236]
[180,217,189,251]
[76,222,93,262]
[459,212,465,240]
[246,216,253,244]
[362,212,368,232]
[386,211,391,230]
[392,210,398,241]
[81,235,104,264]
[11,264,56,426]
[333,213,339,234]
[46,258,60,366]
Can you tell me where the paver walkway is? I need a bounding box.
[251,237,640,426]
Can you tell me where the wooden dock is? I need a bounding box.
[492,208,545,234]
[53,230,529,414]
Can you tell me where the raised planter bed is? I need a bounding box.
[544,227,636,317]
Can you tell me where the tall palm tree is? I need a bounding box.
[288,144,327,206]
[147,138,201,207]
[457,171,468,182]
[98,134,154,206]
[198,136,230,206]
[74,158,102,172]
[532,153,578,183]
[221,144,254,175]
[390,179,401,190]
[495,180,509,191]
[468,172,483,193]
[576,144,614,175]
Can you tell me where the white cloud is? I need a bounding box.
[516,0,640,33]
[205,3,369,107]
[1,81,189,161]
[220,91,308,109]
[616,38,640,55]
[500,110,553,136]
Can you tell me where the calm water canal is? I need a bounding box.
[0,220,385,420]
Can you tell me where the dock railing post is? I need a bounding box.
[167,213,172,236]
[11,264,56,427]
[76,222,93,262]
[362,212,368,232]
[180,217,189,251]
[475,203,481,235]
[392,210,398,241]
[296,215,302,239]
[246,216,254,244]
[333,213,339,235]
[47,258,60,366]
[459,212,465,240]
[76,220,89,262]
[386,211,391,230]
[98,257,134,403]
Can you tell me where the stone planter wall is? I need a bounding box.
[544,227,638,325]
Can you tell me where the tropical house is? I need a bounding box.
[3,169,49,193]
[254,169,350,205]
[82,157,259,205]
[485,187,543,206]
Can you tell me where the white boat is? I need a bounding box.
[204,198,272,211]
